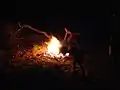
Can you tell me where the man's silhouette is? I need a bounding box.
[61,28,86,78]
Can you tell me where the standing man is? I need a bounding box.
[61,28,86,78]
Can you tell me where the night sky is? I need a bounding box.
[15,1,116,80]
[16,1,113,52]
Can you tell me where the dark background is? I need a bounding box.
[0,1,119,89]
[16,1,114,79]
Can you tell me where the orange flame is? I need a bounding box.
[46,36,62,55]
[33,36,69,58]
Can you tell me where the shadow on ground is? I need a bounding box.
[0,66,115,90]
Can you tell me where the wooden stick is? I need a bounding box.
[14,23,51,39]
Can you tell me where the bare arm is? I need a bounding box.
[64,28,72,41]
[64,28,80,50]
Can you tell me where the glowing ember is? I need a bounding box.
[65,53,69,56]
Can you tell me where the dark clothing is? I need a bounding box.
[61,39,84,64]
[60,40,69,55]
[61,40,69,47]
[61,39,86,78]
[69,47,85,78]
[69,47,84,64]
[61,47,68,55]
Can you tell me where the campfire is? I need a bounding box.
[11,23,81,73]
[34,35,69,58]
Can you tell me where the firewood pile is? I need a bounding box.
[12,47,75,73]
